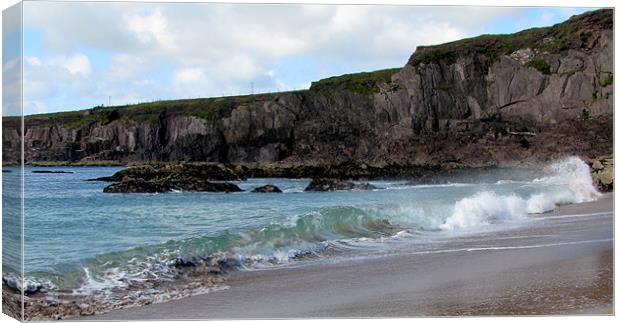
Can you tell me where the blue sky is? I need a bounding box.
[3,2,594,115]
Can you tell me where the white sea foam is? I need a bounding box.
[440,192,527,230]
[1,274,55,294]
[526,193,556,214]
[440,156,599,230]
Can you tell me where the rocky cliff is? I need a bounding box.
[2,9,613,168]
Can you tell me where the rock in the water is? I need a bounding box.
[103,178,170,193]
[99,163,245,193]
[103,177,243,193]
[89,163,244,182]
[32,170,74,174]
[591,160,605,171]
[304,178,377,192]
[251,185,283,193]
[590,156,614,192]
[167,180,243,193]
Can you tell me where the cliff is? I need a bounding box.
[2,9,613,168]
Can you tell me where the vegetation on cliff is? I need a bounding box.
[408,9,612,66]
[3,66,402,130]
[309,68,400,94]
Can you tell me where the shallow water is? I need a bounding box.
[1,157,601,309]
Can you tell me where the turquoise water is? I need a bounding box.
[1,157,601,303]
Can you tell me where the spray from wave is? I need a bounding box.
[442,156,600,230]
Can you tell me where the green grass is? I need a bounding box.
[526,59,552,75]
[13,90,306,128]
[408,9,611,66]
[601,72,613,87]
[309,68,401,95]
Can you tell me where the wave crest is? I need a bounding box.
[441,156,600,229]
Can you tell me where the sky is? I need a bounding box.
[2,2,594,115]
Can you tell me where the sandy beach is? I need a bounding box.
[87,193,614,320]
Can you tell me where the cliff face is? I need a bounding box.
[2,9,613,167]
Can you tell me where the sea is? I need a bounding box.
[1,156,602,311]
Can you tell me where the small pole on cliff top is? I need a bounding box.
[251,82,254,95]
[108,96,111,106]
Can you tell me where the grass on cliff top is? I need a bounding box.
[309,68,401,95]
[409,9,612,66]
[11,67,401,128]
[11,90,305,129]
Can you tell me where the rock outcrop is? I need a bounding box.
[588,156,614,192]
[103,178,242,193]
[251,185,283,193]
[3,10,613,171]
[304,178,377,192]
[100,165,243,193]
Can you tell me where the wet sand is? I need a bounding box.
[88,193,614,320]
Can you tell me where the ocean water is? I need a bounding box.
[1,157,601,308]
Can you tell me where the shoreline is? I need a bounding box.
[7,158,612,194]
[86,193,614,320]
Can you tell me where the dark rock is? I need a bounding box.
[99,163,245,193]
[305,178,377,192]
[85,176,116,182]
[2,170,12,173]
[89,163,243,182]
[251,184,283,193]
[167,180,243,193]
[590,156,613,192]
[103,178,170,193]
[32,170,74,174]
[102,176,243,193]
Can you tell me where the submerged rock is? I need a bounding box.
[251,185,283,193]
[32,170,74,174]
[304,178,377,192]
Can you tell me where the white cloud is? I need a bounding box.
[45,53,91,77]
[62,53,91,76]
[173,67,205,84]
[105,54,148,80]
[331,6,369,32]
[25,56,42,66]
[126,8,174,49]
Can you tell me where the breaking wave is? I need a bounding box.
[442,156,600,229]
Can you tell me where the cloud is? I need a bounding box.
[25,56,42,66]
[126,9,174,49]
[49,53,91,76]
